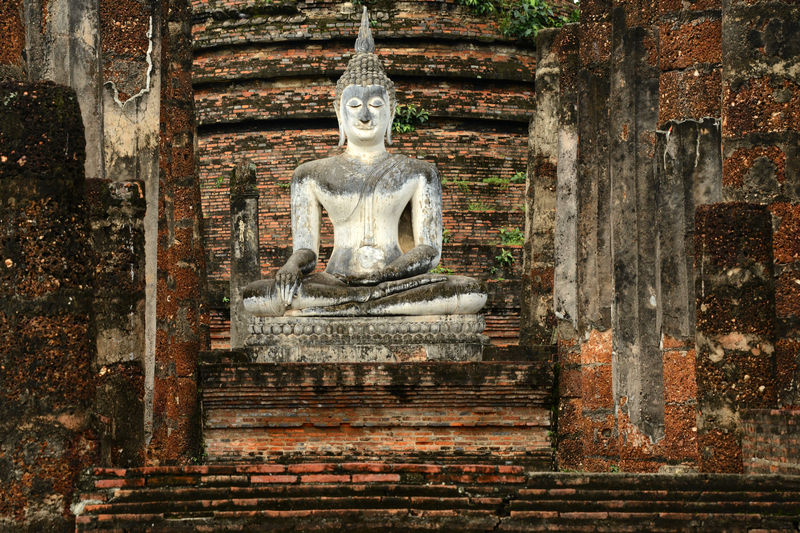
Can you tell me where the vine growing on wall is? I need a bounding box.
[458,0,579,41]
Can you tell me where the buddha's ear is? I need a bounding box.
[335,100,345,147]
[386,102,396,145]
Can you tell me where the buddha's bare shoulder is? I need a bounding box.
[293,156,338,182]
[393,155,439,182]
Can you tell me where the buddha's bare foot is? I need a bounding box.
[369,274,447,300]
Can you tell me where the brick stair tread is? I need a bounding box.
[84,495,493,515]
[510,498,800,513]
[76,467,800,532]
[92,483,473,503]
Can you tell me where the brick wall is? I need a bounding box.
[200,360,553,467]
[193,0,534,346]
[741,409,800,474]
[548,0,798,473]
[0,81,98,533]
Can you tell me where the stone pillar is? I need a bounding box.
[0,0,25,79]
[86,179,147,467]
[229,159,260,349]
[575,0,615,472]
[0,81,97,531]
[521,28,559,353]
[695,203,776,473]
[24,0,104,181]
[608,0,663,446]
[553,23,582,470]
[150,0,209,464]
[721,0,800,407]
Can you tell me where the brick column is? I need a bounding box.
[150,0,209,464]
[0,81,98,531]
[695,203,776,473]
[607,0,664,463]
[0,0,25,78]
[720,0,800,407]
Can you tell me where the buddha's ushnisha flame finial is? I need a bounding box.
[334,7,397,145]
[354,6,375,54]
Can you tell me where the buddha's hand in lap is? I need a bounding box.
[276,264,302,305]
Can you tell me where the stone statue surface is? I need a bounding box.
[243,8,487,317]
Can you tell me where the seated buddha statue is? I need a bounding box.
[243,8,487,317]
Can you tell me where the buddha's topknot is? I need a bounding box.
[335,7,396,110]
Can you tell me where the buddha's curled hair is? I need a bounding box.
[335,7,396,146]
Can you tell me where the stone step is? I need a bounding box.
[75,466,800,532]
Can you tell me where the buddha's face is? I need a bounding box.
[339,85,392,148]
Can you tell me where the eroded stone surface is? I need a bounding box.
[246,315,487,362]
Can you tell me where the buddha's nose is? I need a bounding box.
[359,106,371,123]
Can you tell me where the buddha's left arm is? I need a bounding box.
[380,165,442,281]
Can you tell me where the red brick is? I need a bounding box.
[300,474,350,483]
[660,19,722,70]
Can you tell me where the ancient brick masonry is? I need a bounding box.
[75,466,800,531]
[741,408,800,474]
[0,0,24,76]
[200,359,554,468]
[538,0,799,473]
[151,0,210,464]
[695,203,777,473]
[0,82,98,533]
[720,0,800,408]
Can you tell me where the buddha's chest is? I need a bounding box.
[315,176,418,224]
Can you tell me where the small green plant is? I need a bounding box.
[482,176,510,188]
[458,0,497,15]
[442,228,452,244]
[442,178,471,193]
[502,0,580,41]
[499,227,524,245]
[610,464,620,473]
[467,201,491,212]
[496,248,514,267]
[392,104,429,134]
[431,264,455,275]
[222,296,230,303]
[510,171,527,183]
[215,175,225,187]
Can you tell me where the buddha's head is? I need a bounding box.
[334,8,396,148]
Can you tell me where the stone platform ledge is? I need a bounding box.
[245,314,488,362]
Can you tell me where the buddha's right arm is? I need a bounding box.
[290,168,321,269]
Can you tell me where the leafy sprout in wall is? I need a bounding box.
[490,247,515,279]
[510,171,526,183]
[499,226,524,245]
[458,0,580,41]
[431,264,455,275]
[392,104,429,134]
[442,228,452,244]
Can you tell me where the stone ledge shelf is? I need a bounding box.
[245,315,488,362]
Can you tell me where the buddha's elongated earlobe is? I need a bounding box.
[386,106,395,145]
[336,102,345,147]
